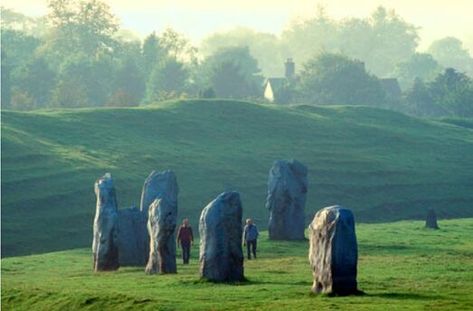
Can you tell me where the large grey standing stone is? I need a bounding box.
[266,159,308,240]
[145,171,178,274]
[199,192,244,282]
[425,208,439,229]
[308,205,360,295]
[92,173,119,272]
[118,206,147,266]
[141,170,178,216]
[140,170,177,257]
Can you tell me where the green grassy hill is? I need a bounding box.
[2,219,473,310]
[2,99,473,257]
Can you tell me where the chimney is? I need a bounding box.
[285,58,295,79]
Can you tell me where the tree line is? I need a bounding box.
[1,1,472,117]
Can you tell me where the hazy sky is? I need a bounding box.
[3,0,473,51]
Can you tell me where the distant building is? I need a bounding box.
[263,58,296,103]
[264,78,287,102]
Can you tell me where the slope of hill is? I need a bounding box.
[2,99,473,257]
[2,219,473,310]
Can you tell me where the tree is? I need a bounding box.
[201,46,263,98]
[10,89,35,111]
[282,6,419,78]
[201,27,283,77]
[281,5,339,68]
[363,6,419,77]
[298,53,386,106]
[429,68,473,117]
[159,28,197,65]
[0,7,48,37]
[1,29,41,109]
[44,0,119,61]
[142,32,160,73]
[1,50,12,108]
[145,57,189,102]
[1,29,40,68]
[51,54,114,107]
[428,37,473,76]
[142,32,165,78]
[405,69,473,117]
[405,78,437,116]
[50,76,89,108]
[394,53,442,90]
[108,58,145,107]
[14,57,56,108]
[199,87,216,99]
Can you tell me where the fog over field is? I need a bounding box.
[3,0,473,51]
[2,1,473,310]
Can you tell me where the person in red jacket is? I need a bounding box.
[177,218,194,264]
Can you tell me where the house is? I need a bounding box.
[264,78,287,102]
[263,58,296,103]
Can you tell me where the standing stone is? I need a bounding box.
[308,205,360,295]
[141,170,178,216]
[266,159,308,240]
[199,192,244,282]
[425,208,439,229]
[140,170,177,257]
[117,206,147,266]
[145,171,178,274]
[92,173,119,272]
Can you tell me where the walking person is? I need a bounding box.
[177,218,194,264]
[243,218,259,260]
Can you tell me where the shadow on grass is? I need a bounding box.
[179,277,312,287]
[242,279,313,286]
[366,292,430,300]
[185,276,251,286]
[359,244,413,252]
[307,291,430,300]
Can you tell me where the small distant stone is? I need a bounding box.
[425,209,439,229]
[308,205,360,295]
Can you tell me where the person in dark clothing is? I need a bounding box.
[243,218,259,260]
[177,218,194,264]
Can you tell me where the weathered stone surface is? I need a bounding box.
[308,205,359,295]
[141,170,178,216]
[425,209,439,229]
[199,192,244,282]
[118,206,147,266]
[145,171,178,274]
[266,159,308,240]
[140,170,178,257]
[92,173,119,272]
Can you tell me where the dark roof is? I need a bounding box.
[380,78,402,98]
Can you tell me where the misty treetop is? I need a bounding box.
[405,68,473,118]
[298,53,386,106]
[200,46,263,99]
[1,1,472,117]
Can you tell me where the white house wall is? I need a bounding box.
[264,82,275,102]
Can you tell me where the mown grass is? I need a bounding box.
[2,219,473,310]
[2,99,473,257]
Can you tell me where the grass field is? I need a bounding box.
[2,219,473,310]
[2,99,473,257]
